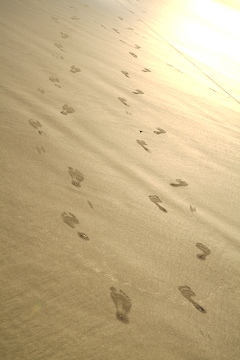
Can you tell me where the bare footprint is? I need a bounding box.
[196,243,211,260]
[88,200,93,209]
[49,76,61,88]
[29,119,42,129]
[154,127,166,134]
[178,285,206,313]
[36,146,45,154]
[60,32,69,39]
[121,71,130,78]
[51,16,59,23]
[38,88,45,94]
[118,97,129,107]
[78,232,89,240]
[170,179,188,187]
[129,52,137,58]
[132,89,144,94]
[136,139,150,153]
[54,43,64,51]
[148,195,167,213]
[61,105,75,115]
[70,65,81,73]
[68,167,84,187]
[61,212,80,228]
[110,287,132,324]
[142,68,151,72]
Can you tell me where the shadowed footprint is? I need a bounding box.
[121,71,129,78]
[170,179,188,187]
[118,97,129,107]
[70,65,81,73]
[68,167,84,187]
[129,52,137,58]
[61,212,79,228]
[61,105,75,115]
[135,44,141,49]
[148,195,167,213]
[110,287,132,324]
[196,243,211,260]
[113,28,120,33]
[178,285,206,313]
[137,140,150,153]
[133,89,144,94]
[190,205,196,212]
[142,68,151,72]
[154,127,166,134]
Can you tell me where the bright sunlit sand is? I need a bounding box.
[1,0,240,359]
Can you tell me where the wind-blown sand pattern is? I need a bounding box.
[1,0,240,359]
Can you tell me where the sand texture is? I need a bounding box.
[1,0,240,359]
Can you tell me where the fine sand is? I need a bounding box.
[1,0,240,359]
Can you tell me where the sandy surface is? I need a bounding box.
[1,0,240,359]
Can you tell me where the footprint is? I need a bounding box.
[127,27,134,30]
[38,88,45,94]
[70,65,81,73]
[68,167,84,187]
[196,243,211,260]
[60,32,69,39]
[121,71,129,78]
[142,68,151,72]
[129,52,137,58]
[135,44,141,49]
[110,287,132,324]
[154,127,166,134]
[148,195,167,213]
[78,232,89,240]
[118,97,129,107]
[36,146,45,154]
[132,89,144,94]
[190,205,196,212]
[170,179,188,187]
[49,76,61,88]
[61,212,80,228]
[71,16,80,20]
[61,105,75,115]
[178,285,206,313]
[29,119,42,129]
[118,17,123,20]
[88,200,93,209]
[54,43,64,51]
[51,16,59,23]
[136,140,150,153]
[113,28,120,33]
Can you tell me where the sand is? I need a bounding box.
[1,0,240,359]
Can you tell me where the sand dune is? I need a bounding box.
[1,0,240,359]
